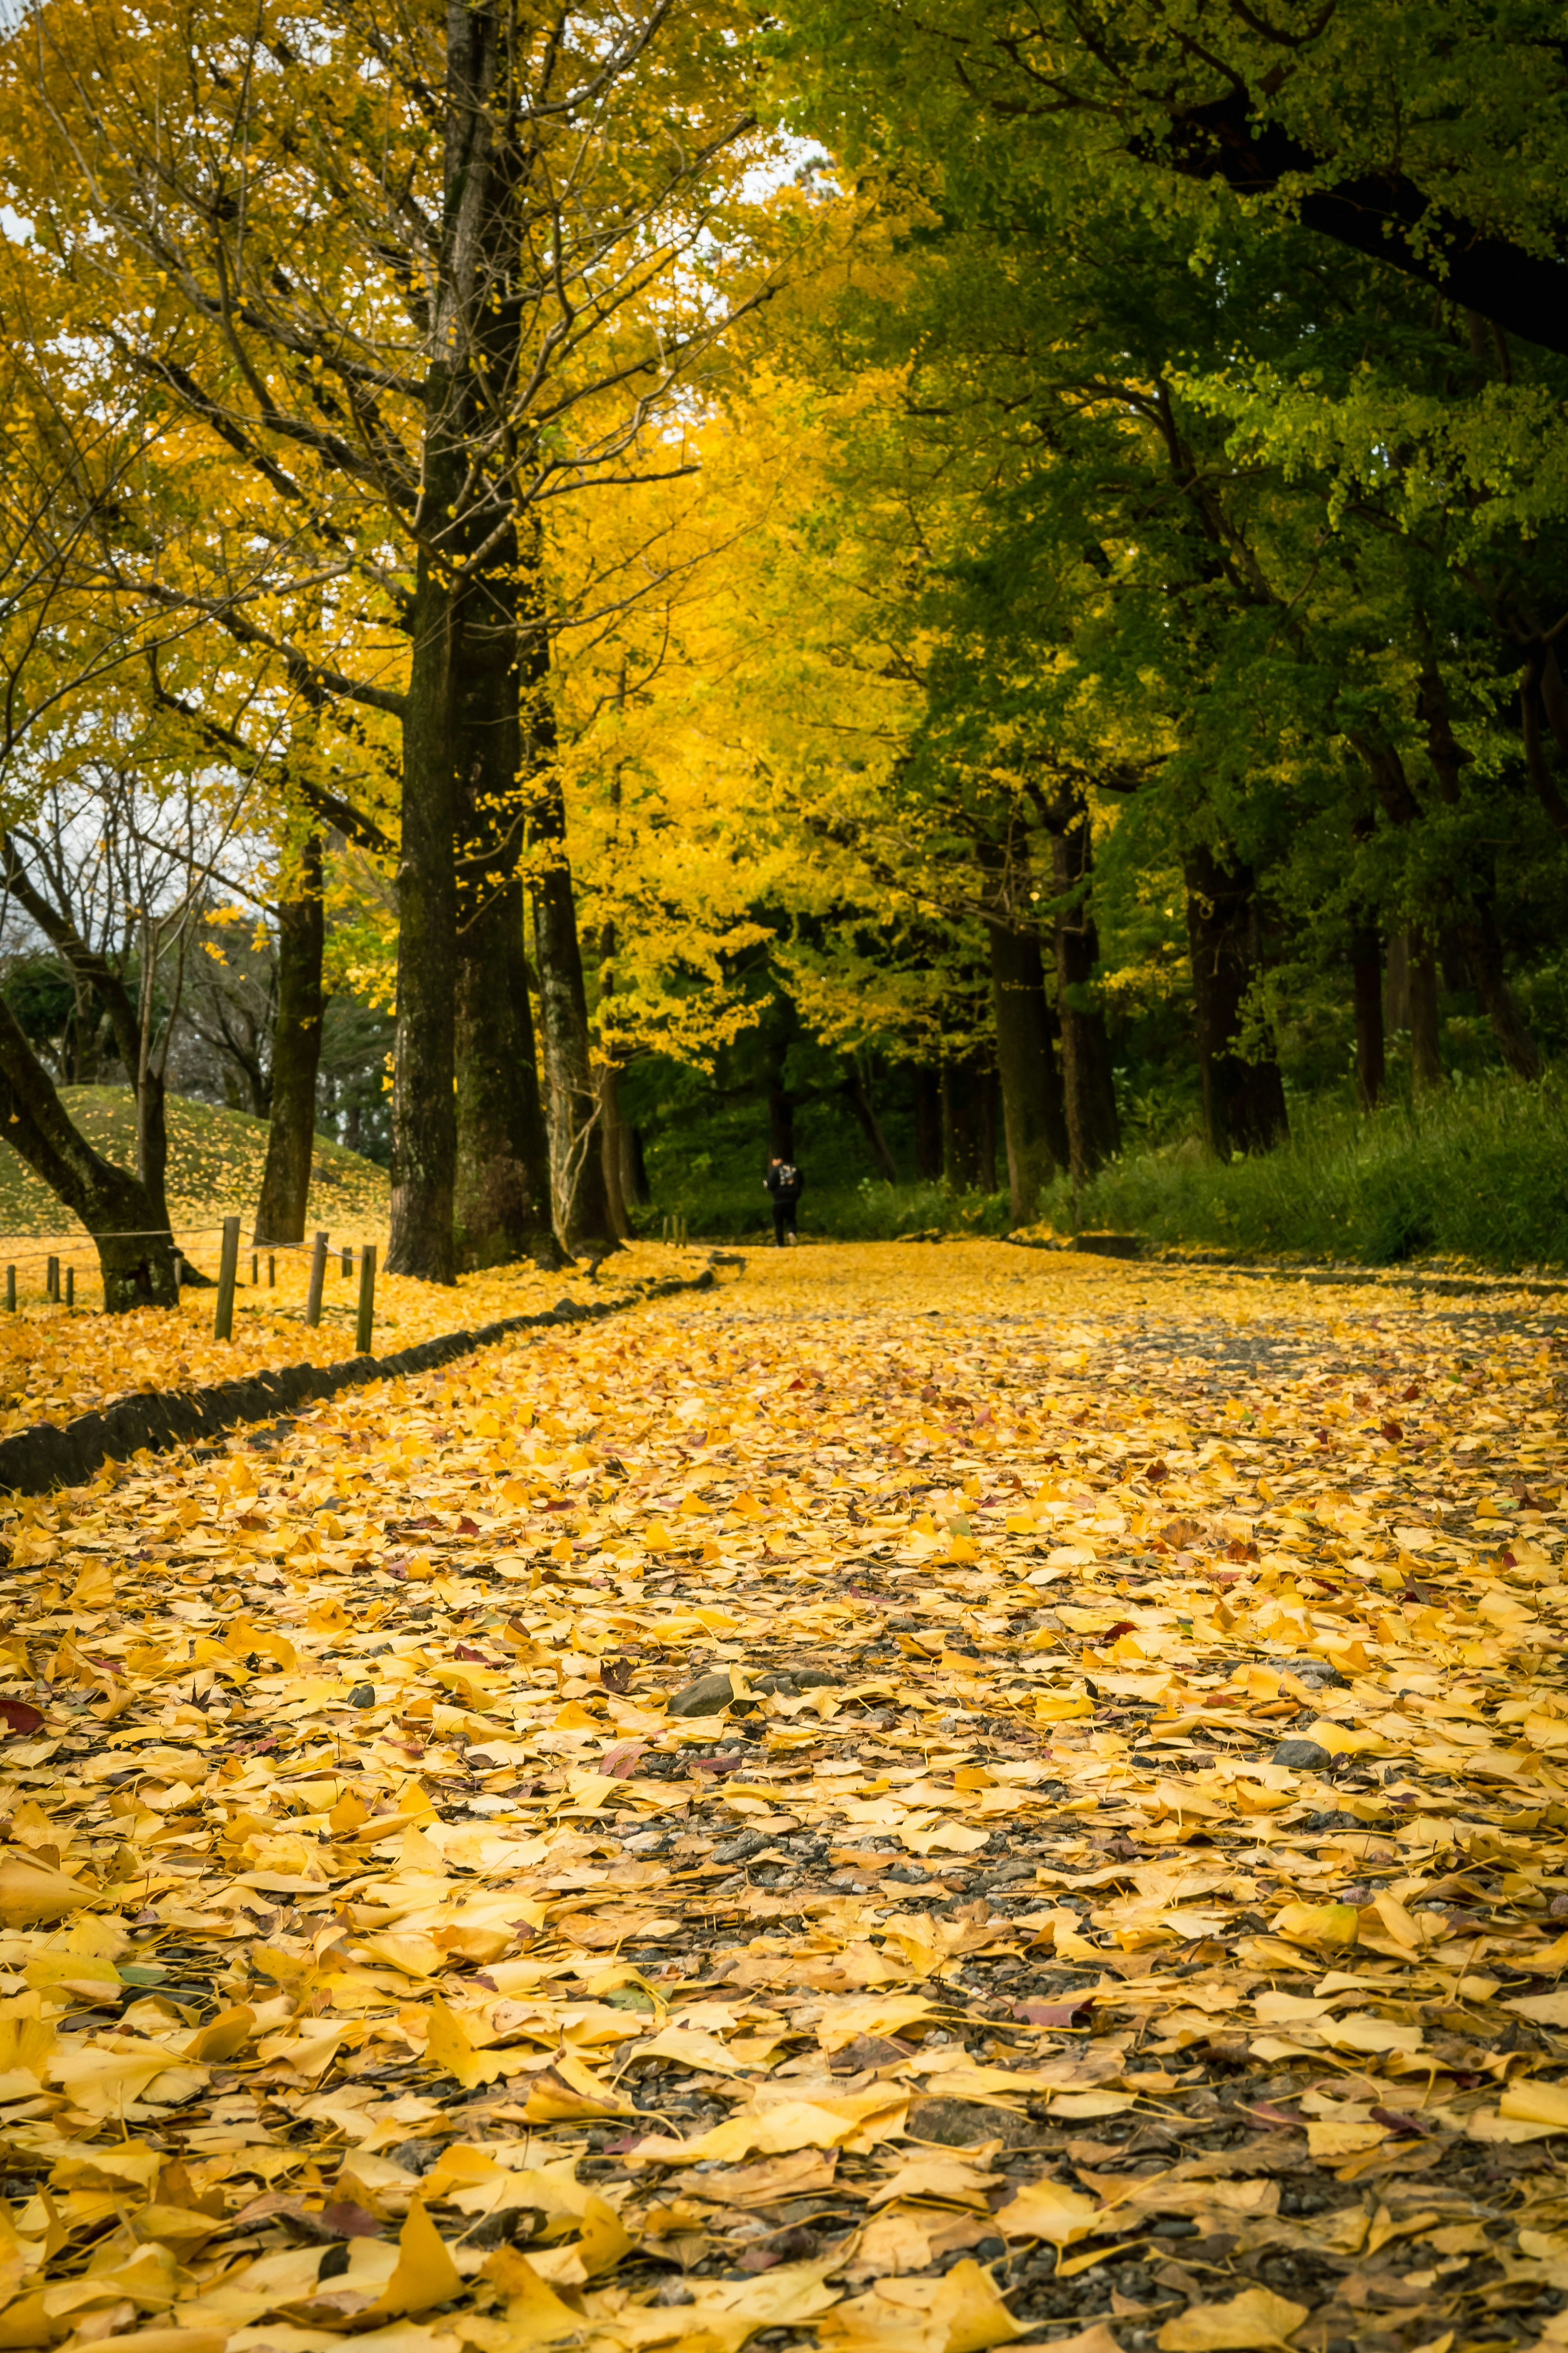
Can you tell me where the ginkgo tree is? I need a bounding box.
[0,297,242,1310]
[1,0,797,1275]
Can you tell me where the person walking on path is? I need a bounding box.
[764,1154,803,1245]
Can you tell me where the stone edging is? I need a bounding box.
[0,1268,720,1497]
[1163,1260,1568,1299]
[1004,1229,1568,1298]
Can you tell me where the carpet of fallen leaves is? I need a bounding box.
[0,1240,1567,2353]
[0,1247,699,1440]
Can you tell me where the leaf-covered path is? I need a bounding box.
[2,1240,1567,2353]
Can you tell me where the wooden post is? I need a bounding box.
[356,1244,376,1353]
[267,1253,275,1288]
[305,1231,328,1327]
[173,1256,183,1295]
[3,1268,13,1311]
[214,1215,241,1340]
[65,1267,74,1309]
[341,1243,352,1276]
[45,1256,58,1303]
[251,1252,258,1286]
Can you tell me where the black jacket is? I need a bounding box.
[764,1161,803,1204]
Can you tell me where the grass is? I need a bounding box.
[0,1087,389,1240]
[1038,1072,1568,1270]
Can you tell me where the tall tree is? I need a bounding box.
[7,0,775,1275]
[253,831,327,1249]
[774,0,1568,357]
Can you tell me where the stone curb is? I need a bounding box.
[0,1268,719,1497]
[1163,1261,1568,1299]
[1004,1231,1568,1298]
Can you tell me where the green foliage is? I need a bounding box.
[1049,1076,1568,1271]
[1,957,74,1050]
[806,1181,1010,1240]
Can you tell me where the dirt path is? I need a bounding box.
[0,1241,1564,2353]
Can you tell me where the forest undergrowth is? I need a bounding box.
[0,1245,1564,2353]
[1041,1080,1568,1271]
[649,1079,1568,1272]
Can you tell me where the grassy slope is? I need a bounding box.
[0,1088,390,1239]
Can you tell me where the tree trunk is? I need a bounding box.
[913,1067,942,1180]
[522,596,615,1252]
[598,1062,632,1240]
[449,520,561,1270]
[389,0,521,1285]
[454,872,560,1267]
[135,1060,172,1238]
[624,1123,650,1206]
[988,917,1068,1225]
[591,922,632,1245]
[977,1066,999,1193]
[1456,906,1541,1079]
[940,1060,979,1189]
[0,1003,177,1309]
[1051,813,1120,1184]
[532,856,616,1252]
[1408,930,1443,1092]
[388,549,459,1281]
[1352,923,1385,1111]
[452,613,560,1276]
[767,1034,795,1162]
[254,831,325,1245]
[1183,844,1288,1156]
[1384,928,1410,1035]
[842,1061,898,1182]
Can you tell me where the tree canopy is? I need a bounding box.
[4,0,1568,1285]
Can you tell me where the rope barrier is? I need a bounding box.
[0,1221,383,1334]
[0,1249,376,1269]
[0,1232,367,1258]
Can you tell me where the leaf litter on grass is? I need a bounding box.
[0,1093,391,1245]
[0,1240,1566,2353]
[0,1244,702,1440]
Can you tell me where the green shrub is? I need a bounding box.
[1045,1073,1568,1269]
